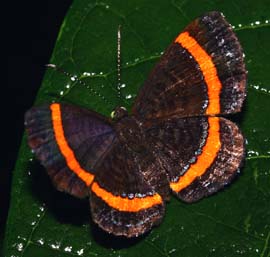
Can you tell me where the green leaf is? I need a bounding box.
[4,0,270,256]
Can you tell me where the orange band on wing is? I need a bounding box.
[91,182,163,212]
[50,103,94,186]
[175,32,221,114]
[170,117,221,192]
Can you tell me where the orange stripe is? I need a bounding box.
[91,182,163,212]
[50,103,94,186]
[170,117,221,192]
[175,32,221,114]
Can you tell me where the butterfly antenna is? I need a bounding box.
[46,64,78,81]
[117,25,122,100]
[46,63,96,90]
[45,64,113,108]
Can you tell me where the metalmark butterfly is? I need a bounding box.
[25,11,246,237]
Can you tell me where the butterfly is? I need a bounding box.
[25,11,246,237]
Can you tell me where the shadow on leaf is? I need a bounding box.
[29,160,89,226]
[90,221,147,249]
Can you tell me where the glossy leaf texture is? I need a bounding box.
[4,0,270,256]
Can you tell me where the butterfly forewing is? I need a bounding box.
[132,11,246,120]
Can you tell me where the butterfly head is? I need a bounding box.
[111,106,128,121]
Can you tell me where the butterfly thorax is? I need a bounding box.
[113,114,145,152]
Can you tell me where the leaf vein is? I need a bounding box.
[28,240,97,257]
[248,84,270,97]
[179,205,264,242]
[246,155,270,160]
[145,239,170,257]
[170,0,190,22]
[19,207,47,257]
[235,22,270,31]
[260,231,270,257]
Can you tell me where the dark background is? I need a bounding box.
[3,0,73,245]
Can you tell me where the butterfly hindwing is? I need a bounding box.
[174,117,245,203]
[25,103,115,198]
[144,116,245,203]
[90,140,166,237]
[132,11,246,120]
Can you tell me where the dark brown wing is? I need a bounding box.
[144,116,245,203]
[132,11,246,120]
[25,103,115,198]
[90,140,166,237]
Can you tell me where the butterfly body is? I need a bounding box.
[25,11,246,237]
[113,115,145,150]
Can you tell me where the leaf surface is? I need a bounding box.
[4,0,270,256]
